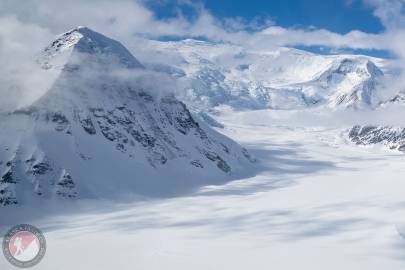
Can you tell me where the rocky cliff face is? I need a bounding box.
[348,125,405,153]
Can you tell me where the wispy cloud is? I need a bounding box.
[0,0,403,55]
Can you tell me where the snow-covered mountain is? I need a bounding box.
[141,39,387,111]
[0,27,255,206]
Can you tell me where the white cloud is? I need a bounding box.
[0,15,54,110]
[365,0,405,29]
[0,0,400,54]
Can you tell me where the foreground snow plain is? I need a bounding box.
[1,109,405,270]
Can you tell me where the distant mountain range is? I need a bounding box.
[142,39,400,111]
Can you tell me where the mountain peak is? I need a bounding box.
[40,26,143,70]
[1,28,255,205]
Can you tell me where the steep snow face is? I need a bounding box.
[348,125,405,153]
[143,39,387,111]
[0,28,255,206]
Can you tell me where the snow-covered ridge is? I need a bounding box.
[0,27,255,206]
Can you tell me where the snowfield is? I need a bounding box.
[2,109,405,270]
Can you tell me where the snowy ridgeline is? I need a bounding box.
[0,27,255,207]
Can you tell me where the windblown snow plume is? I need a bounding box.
[0,16,55,111]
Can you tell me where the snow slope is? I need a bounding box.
[0,27,255,206]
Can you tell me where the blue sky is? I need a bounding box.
[146,0,394,58]
[148,0,383,34]
[203,0,384,34]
